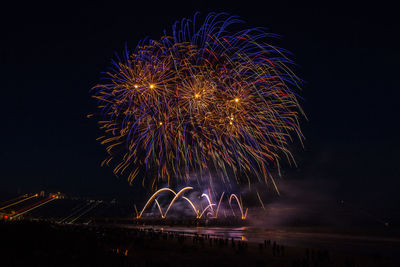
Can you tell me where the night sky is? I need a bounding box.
[2,2,399,222]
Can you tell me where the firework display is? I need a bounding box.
[136,187,248,220]
[92,12,304,192]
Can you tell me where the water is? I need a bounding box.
[119,224,400,257]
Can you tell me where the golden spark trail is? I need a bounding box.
[214,192,225,218]
[69,201,102,224]
[0,194,38,211]
[0,194,27,208]
[229,194,248,220]
[159,187,193,218]
[201,193,215,214]
[137,187,193,218]
[154,199,164,218]
[198,203,216,219]
[182,196,199,217]
[11,196,57,219]
[136,187,248,220]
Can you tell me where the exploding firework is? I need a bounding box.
[91,12,305,192]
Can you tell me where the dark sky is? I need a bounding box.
[1,1,399,220]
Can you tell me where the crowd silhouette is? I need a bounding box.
[0,220,395,266]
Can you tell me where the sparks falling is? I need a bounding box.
[91,12,305,192]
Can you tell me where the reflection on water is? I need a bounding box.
[120,224,400,256]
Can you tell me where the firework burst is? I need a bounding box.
[91,12,305,193]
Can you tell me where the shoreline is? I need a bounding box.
[2,220,400,266]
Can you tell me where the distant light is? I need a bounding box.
[4,215,8,220]
[149,84,155,89]
[52,195,55,198]
[134,84,139,89]
[159,122,163,125]
[195,93,200,98]
[229,121,233,125]
[234,97,240,103]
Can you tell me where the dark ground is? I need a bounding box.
[1,221,399,267]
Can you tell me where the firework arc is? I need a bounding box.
[92,12,305,192]
[229,194,248,220]
[137,187,182,219]
[136,187,247,220]
[163,187,193,218]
